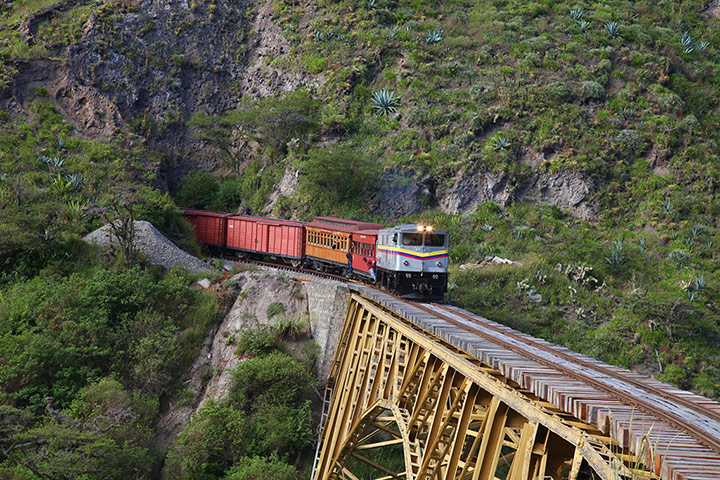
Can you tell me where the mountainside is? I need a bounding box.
[2,0,720,477]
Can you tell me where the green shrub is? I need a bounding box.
[273,315,310,341]
[266,302,286,319]
[236,326,283,357]
[227,352,312,412]
[176,171,219,209]
[581,81,605,101]
[223,455,298,480]
[163,404,255,480]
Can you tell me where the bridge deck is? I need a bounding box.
[350,284,720,480]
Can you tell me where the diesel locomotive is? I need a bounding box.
[181,209,449,300]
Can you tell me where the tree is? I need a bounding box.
[0,387,152,480]
[92,185,143,267]
[299,145,378,206]
[190,90,320,172]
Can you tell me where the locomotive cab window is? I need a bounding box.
[402,233,423,246]
[424,233,446,247]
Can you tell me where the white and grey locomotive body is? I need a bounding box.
[375,224,449,300]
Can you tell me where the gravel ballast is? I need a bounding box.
[84,220,213,273]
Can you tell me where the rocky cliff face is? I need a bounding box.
[153,267,348,450]
[3,0,600,218]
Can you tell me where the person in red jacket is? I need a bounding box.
[363,257,376,282]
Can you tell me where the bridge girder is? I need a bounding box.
[312,295,649,480]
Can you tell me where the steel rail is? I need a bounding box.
[411,301,720,455]
[218,259,720,455]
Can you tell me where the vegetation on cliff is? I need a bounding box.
[2,0,720,477]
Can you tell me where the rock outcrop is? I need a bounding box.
[153,267,349,449]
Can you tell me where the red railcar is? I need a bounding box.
[226,215,305,261]
[350,229,379,279]
[181,209,228,247]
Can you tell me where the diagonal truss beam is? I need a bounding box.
[313,294,643,480]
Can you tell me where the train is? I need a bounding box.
[181,208,449,300]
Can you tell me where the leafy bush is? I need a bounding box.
[581,81,605,101]
[299,145,378,207]
[176,171,219,209]
[164,404,255,480]
[236,326,283,357]
[227,352,313,412]
[223,455,298,480]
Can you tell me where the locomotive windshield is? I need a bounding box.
[401,232,446,247]
[402,233,423,246]
[424,233,446,247]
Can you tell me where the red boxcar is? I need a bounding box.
[181,209,228,247]
[226,215,305,260]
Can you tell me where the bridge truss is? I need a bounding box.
[312,294,648,480]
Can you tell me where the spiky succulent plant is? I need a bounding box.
[370,89,400,115]
[605,21,621,38]
[569,7,584,21]
[492,136,511,151]
[425,29,444,44]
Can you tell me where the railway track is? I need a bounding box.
[231,261,720,473]
[411,302,720,456]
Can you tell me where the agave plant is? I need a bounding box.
[683,45,695,55]
[693,274,706,291]
[577,19,591,32]
[492,135,511,151]
[605,239,625,268]
[481,223,493,232]
[569,7,584,21]
[49,173,72,195]
[696,40,710,51]
[425,29,444,44]
[389,26,399,40]
[662,199,673,214]
[618,106,636,119]
[370,89,400,115]
[66,199,89,221]
[313,30,324,41]
[365,0,376,8]
[65,174,85,189]
[605,21,621,38]
[680,31,693,47]
[47,156,64,172]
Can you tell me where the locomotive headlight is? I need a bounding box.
[436,261,442,267]
[416,225,423,231]
[427,225,433,231]
[403,260,409,266]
